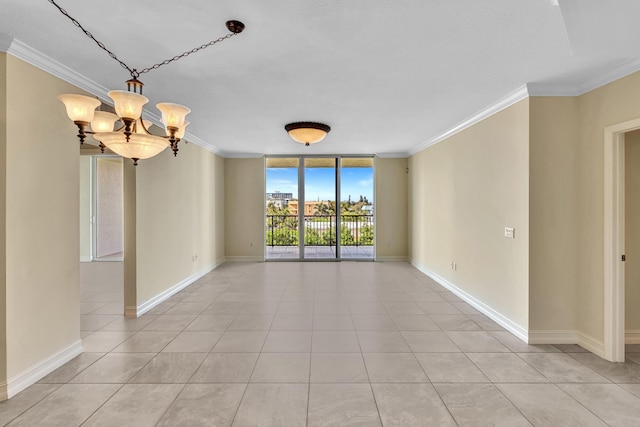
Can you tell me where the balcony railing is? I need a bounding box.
[266,214,374,247]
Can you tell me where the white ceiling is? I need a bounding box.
[1,0,639,157]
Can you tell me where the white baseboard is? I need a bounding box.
[409,260,528,342]
[625,330,640,344]
[6,340,82,399]
[134,259,225,317]
[528,330,577,344]
[376,256,408,262]
[225,256,264,262]
[80,256,92,262]
[527,330,605,357]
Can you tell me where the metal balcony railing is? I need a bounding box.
[266,214,374,247]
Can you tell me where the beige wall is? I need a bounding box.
[123,160,137,314]
[4,55,80,384]
[528,97,580,332]
[79,156,92,261]
[96,158,123,257]
[575,71,640,342]
[626,129,640,332]
[375,157,408,260]
[408,99,530,330]
[134,143,225,305]
[0,52,7,397]
[224,158,265,260]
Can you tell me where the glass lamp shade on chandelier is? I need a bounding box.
[59,79,191,165]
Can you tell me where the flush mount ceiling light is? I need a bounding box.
[52,0,245,165]
[285,122,331,146]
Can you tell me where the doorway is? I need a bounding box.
[265,156,374,260]
[604,119,640,362]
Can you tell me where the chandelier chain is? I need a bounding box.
[48,0,237,79]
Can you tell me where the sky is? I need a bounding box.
[266,167,373,203]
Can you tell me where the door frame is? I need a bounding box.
[603,118,639,361]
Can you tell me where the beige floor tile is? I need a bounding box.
[112,331,178,352]
[190,353,259,383]
[491,331,560,353]
[0,384,60,426]
[270,314,313,331]
[129,352,206,383]
[570,352,640,383]
[81,314,121,331]
[348,302,387,315]
[262,331,312,352]
[7,384,120,427]
[435,383,532,427]
[99,315,158,331]
[314,301,351,314]
[391,315,440,331]
[559,383,640,426]
[203,302,246,314]
[212,331,267,352]
[157,384,246,427]
[430,314,482,331]
[311,353,369,383]
[250,353,310,383]
[232,383,308,427]
[164,301,211,315]
[228,315,274,331]
[142,314,197,331]
[373,383,456,426]
[275,302,314,314]
[518,353,609,383]
[70,353,155,383]
[313,331,361,352]
[363,353,428,383]
[445,331,510,352]
[184,314,235,331]
[401,331,461,353]
[162,331,222,352]
[81,331,135,352]
[417,302,461,314]
[449,302,481,315]
[357,331,411,352]
[467,353,548,383]
[352,315,397,331]
[313,314,355,330]
[39,353,104,384]
[83,384,184,427]
[619,383,640,398]
[383,302,424,315]
[308,384,381,427]
[498,383,608,426]
[416,353,489,383]
[240,302,280,314]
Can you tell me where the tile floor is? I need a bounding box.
[2,262,640,426]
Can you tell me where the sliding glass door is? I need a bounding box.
[265,156,374,260]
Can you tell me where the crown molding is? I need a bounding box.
[375,152,409,158]
[5,37,222,156]
[408,85,530,156]
[528,58,640,96]
[221,152,265,158]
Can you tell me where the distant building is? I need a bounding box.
[266,191,294,210]
[288,200,330,216]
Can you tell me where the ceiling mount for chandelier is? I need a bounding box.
[52,0,245,165]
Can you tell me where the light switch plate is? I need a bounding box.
[504,227,515,239]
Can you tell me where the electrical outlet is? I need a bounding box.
[504,227,515,239]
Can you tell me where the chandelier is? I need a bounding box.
[285,122,331,146]
[51,0,245,165]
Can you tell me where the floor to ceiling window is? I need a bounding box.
[265,156,374,260]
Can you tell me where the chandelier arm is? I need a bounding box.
[48,0,135,77]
